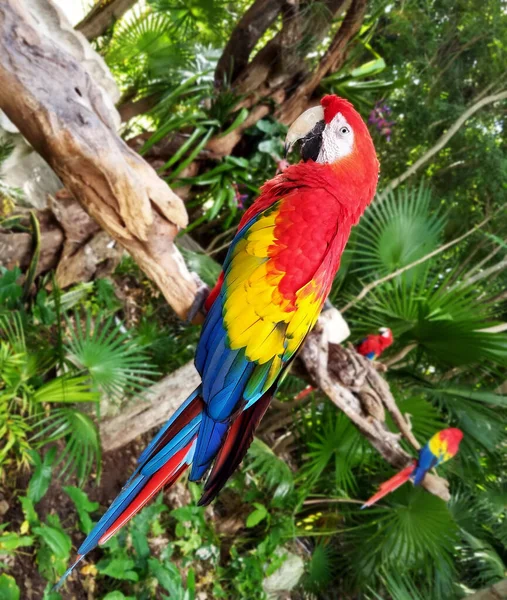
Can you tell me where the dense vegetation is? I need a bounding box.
[0,0,506,598]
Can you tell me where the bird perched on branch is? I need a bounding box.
[362,428,463,508]
[56,95,379,588]
[356,327,393,360]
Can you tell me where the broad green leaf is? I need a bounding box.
[102,593,136,600]
[33,518,72,559]
[0,267,22,309]
[0,574,20,600]
[27,448,56,503]
[19,496,39,528]
[96,557,139,581]
[246,503,268,528]
[63,486,99,535]
[0,532,34,553]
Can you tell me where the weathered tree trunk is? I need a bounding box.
[0,0,198,320]
[76,0,139,41]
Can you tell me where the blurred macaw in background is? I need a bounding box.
[362,428,463,508]
[56,94,380,588]
[356,326,393,360]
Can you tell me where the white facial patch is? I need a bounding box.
[317,112,354,164]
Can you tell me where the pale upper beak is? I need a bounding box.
[284,105,325,156]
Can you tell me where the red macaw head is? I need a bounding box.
[284,95,379,193]
[438,428,464,456]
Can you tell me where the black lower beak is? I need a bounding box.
[300,120,325,162]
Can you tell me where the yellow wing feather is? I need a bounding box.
[223,207,325,373]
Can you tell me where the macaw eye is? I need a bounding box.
[340,126,350,135]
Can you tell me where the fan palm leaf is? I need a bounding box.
[64,310,158,402]
[352,182,446,280]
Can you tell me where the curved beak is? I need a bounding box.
[284,105,325,156]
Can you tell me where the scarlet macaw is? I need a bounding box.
[56,95,379,587]
[356,326,393,360]
[362,428,463,508]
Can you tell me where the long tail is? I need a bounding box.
[54,388,204,590]
[361,462,416,509]
[55,385,274,590]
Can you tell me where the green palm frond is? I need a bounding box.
[459,529,506,588]
[353,182,445,280]
[349,487,458,582]
[422,385,506,457]
[64,310,158,402]
[33,375,101,404]
[350,263,507,368]
[0,312,26,354]
[246,438,294,500]
[367,571,428,600]
[32,408,101,485]
[150,0,231,40]
[303,542,337,593]
[299,403,366,494]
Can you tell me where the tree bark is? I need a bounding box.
[76,0,139,41]
[276,0,368,124]
[0,0,199,320]
[215,0,286,86]
[100,362,201,452]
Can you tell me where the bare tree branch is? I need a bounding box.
[76,0,139,41]
[215,0,286,85]
[299,309,450,501]
[0,0,199,320]
[100,362,201,452]
[460,256,507,288]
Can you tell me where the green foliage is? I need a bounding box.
[303,542,336,593]
[353,182,445,279]
[299,402,366,495]
[246,438,295,500]
[65,310,158,401]
[27,448,56,503]
[0,574,20,600]
[63,486,99,535]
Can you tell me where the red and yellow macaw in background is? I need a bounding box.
[56,95,379,588]
[362,428,463,508]
[356,327,394,360]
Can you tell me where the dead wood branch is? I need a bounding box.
[76,0,139,41]
[0,1,199,320]
[464,579,507,600]
[100,362,201,452]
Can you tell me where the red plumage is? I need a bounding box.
[356,328,394,360]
